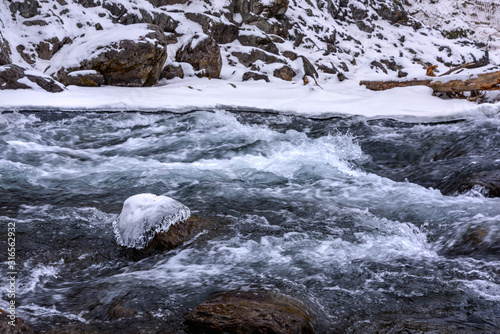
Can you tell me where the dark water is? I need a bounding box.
[1,110,499,333]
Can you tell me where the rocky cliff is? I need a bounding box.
[0,0,493,91]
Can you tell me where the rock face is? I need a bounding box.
[54,24,168,87]
[176,35,222,78]
[184,290,316,334]
[9,0,40,18]
[0,64,64,92]
[0,32,12,65]
[0,314,36,334]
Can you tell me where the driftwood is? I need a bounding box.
[360,70,500,93]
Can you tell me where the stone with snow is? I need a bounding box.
[49,24,168,87]
[0,32,11,66]
[113,194,191,250]
[0,64,64,92]
[176,35,222,79]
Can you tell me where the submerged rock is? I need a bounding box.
[184,289,316,334]
[0,314,35,334]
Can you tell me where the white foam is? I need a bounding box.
[113,194,191,249]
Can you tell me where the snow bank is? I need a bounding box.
[113,194,191,249]
[1,77,499,120]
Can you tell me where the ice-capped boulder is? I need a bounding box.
[113,194,191,249]
[48,24,168,87]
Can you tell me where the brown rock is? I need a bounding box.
[273,65,296,81]
[0,313,35,334]
[185,13,239,44]
[0,64,64,92]
[64,70,105,87]
[242,71,270,82]
[9,0,40,18]
[160,63,184,80]
[232,48,285,67]
[176,35,222,78]
[184,290,316,334]
[237,34,279,54]
[147,0,188,7]
[35,37,71,60]
[55,24,168,87]
[300,56,318,78]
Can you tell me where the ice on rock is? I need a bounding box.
[113,194,191,249]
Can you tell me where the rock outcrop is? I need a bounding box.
[184,289,316,334]
[51,24,168,87]
[0,32,11,65]
[176,35,222,78]
[0,64,64,92]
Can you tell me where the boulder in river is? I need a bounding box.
[184,289,316,334]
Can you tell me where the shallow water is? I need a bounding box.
[1,110,499,333]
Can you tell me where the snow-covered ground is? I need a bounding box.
[1,73,499,120]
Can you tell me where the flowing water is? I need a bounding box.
[1,110,500,333]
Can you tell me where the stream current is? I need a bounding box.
[1,110,499,333]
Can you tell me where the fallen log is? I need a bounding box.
[360,70,500,93]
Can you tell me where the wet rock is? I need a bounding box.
[185,13,239,44]
[237,34,279,54]
[63,70,105,87]
[443,222,500,260]
[0,32,12,65]
[160,63,184,80]
[124,215,218,260]
[273,65,296,81]
[184,290,316,334]
[9,0,40,18]
[55,24,168,87]
[0,313,35,334]
[242,71,269,82]
[232,48,285,67]
[452,170,500,198]
[176,35,222,78]
[0,64,64,92]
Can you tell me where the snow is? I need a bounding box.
[113,194,191,249]
[1,75,499,120]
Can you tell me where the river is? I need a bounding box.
[1,110,499,333]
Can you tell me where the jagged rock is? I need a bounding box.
[237,0,289,23]
[114,8,178,33]
[0,64,64,92]
[176,35,222,78]
[102,1,127,18]
[64,70,104,87]
[153,12,178,33]
[185,13,239,44]
[147,0,188,6]
[16,45,35,65]
[35,37,71,60]
[9,0,40,18]
[238,33,279,54]
[53,24,168,87]
[273,65,296,81]
[300,55,318,78]
[317,63,338,74]
[160,63,184,80]
[373,2,420,29]
[283,50,298,60]
[252,19,289,38]
[232,48,285,67]
[0,32,12,65]
[184,290,316,334]
[242,71,270,82]
[0,314,35,334]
